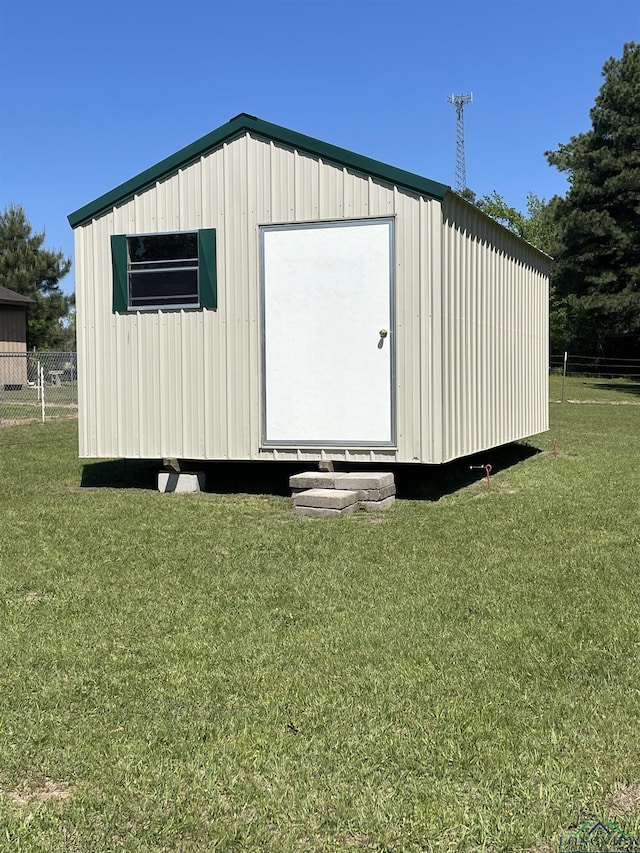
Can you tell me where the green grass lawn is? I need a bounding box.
[549,372,640,403]
[0,383,639,852]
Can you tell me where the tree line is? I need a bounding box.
[1,42,637,356]
[0,205,74,351]
[462,41,639,360]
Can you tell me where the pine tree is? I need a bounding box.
[0,205,73,349]
[546,42,640,356]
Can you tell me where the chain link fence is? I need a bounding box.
[0,352,77,425]
[3,349,638,426]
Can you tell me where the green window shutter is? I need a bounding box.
[111,234,128,312]
[198,228,217,309]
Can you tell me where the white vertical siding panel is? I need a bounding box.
[114,204,140,458]
[178,161,205,458]
[478,235,489,449]
[75,226,95,457]
[440,194,549,462]
[189,312,207,459]
[461,206,472,454]
[178,162,202,230]
[394,188,421,461]
[270,141,295,222]
[368,177,395,218]
[119,312,140,458]
[490,243,501,450]
[73,227,86,450]
[517,259,525,438]
[440,223,451,462]
[246,135,272,457]
[138,312,161,457]
[344,169,369,218]
[130,196,154,457]
[135,191,155,233]
[223,137,252,458]
[200,153,216,459]
[209,147,229,458]
[427,199,443,464]
[416,195,431,463]
[318,161,344,219]
[472,233,484,452]
[75,227,89,456]
[294,150,319,220]
[100,214,122,457]
[156,310,174,455]
[442,217,456,460]
[249,136,272,223]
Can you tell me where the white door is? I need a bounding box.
[261,219,394,446]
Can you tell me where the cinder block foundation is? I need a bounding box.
[158,471,205,493]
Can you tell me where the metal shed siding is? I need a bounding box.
[439,194,549,463]
[0,307,28,353]
[76,132,441,462]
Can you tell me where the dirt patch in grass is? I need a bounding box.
[343,832,378,847]
[608,785,640,816]
[24,590,42,602]
[528,842,555,853]
[4,778,73,807]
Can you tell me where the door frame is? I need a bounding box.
[259,217,396,448]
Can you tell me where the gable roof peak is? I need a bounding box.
[68,114,450,229]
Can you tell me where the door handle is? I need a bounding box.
[379,329,388,339]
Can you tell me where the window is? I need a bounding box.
[111,229,217,312]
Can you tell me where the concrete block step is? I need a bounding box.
[289,471,342,490]
[289,471,394,492]
[361,495,396,511]
[351,483,396,501]
[294,503,359,518]
[290,472,396,516]
[335,472,394,490]
[293,488,360,510]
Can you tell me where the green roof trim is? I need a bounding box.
[68,113,450,228]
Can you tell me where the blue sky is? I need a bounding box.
[0,0,637,296]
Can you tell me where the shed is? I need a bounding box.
[0,285,35,387]
[68,113,549,466]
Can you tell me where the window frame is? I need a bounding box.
[111,228,217,313]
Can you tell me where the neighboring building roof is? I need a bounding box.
[68,113,450,229]
[0,286,36,306]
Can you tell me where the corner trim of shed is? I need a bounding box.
[67,113,450,228]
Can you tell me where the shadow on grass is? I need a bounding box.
[392,443,541,500]
[81,459,160,490]
[81,442,541,501]
[583,381,640,396]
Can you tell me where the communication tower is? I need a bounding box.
[448,92,473,191]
